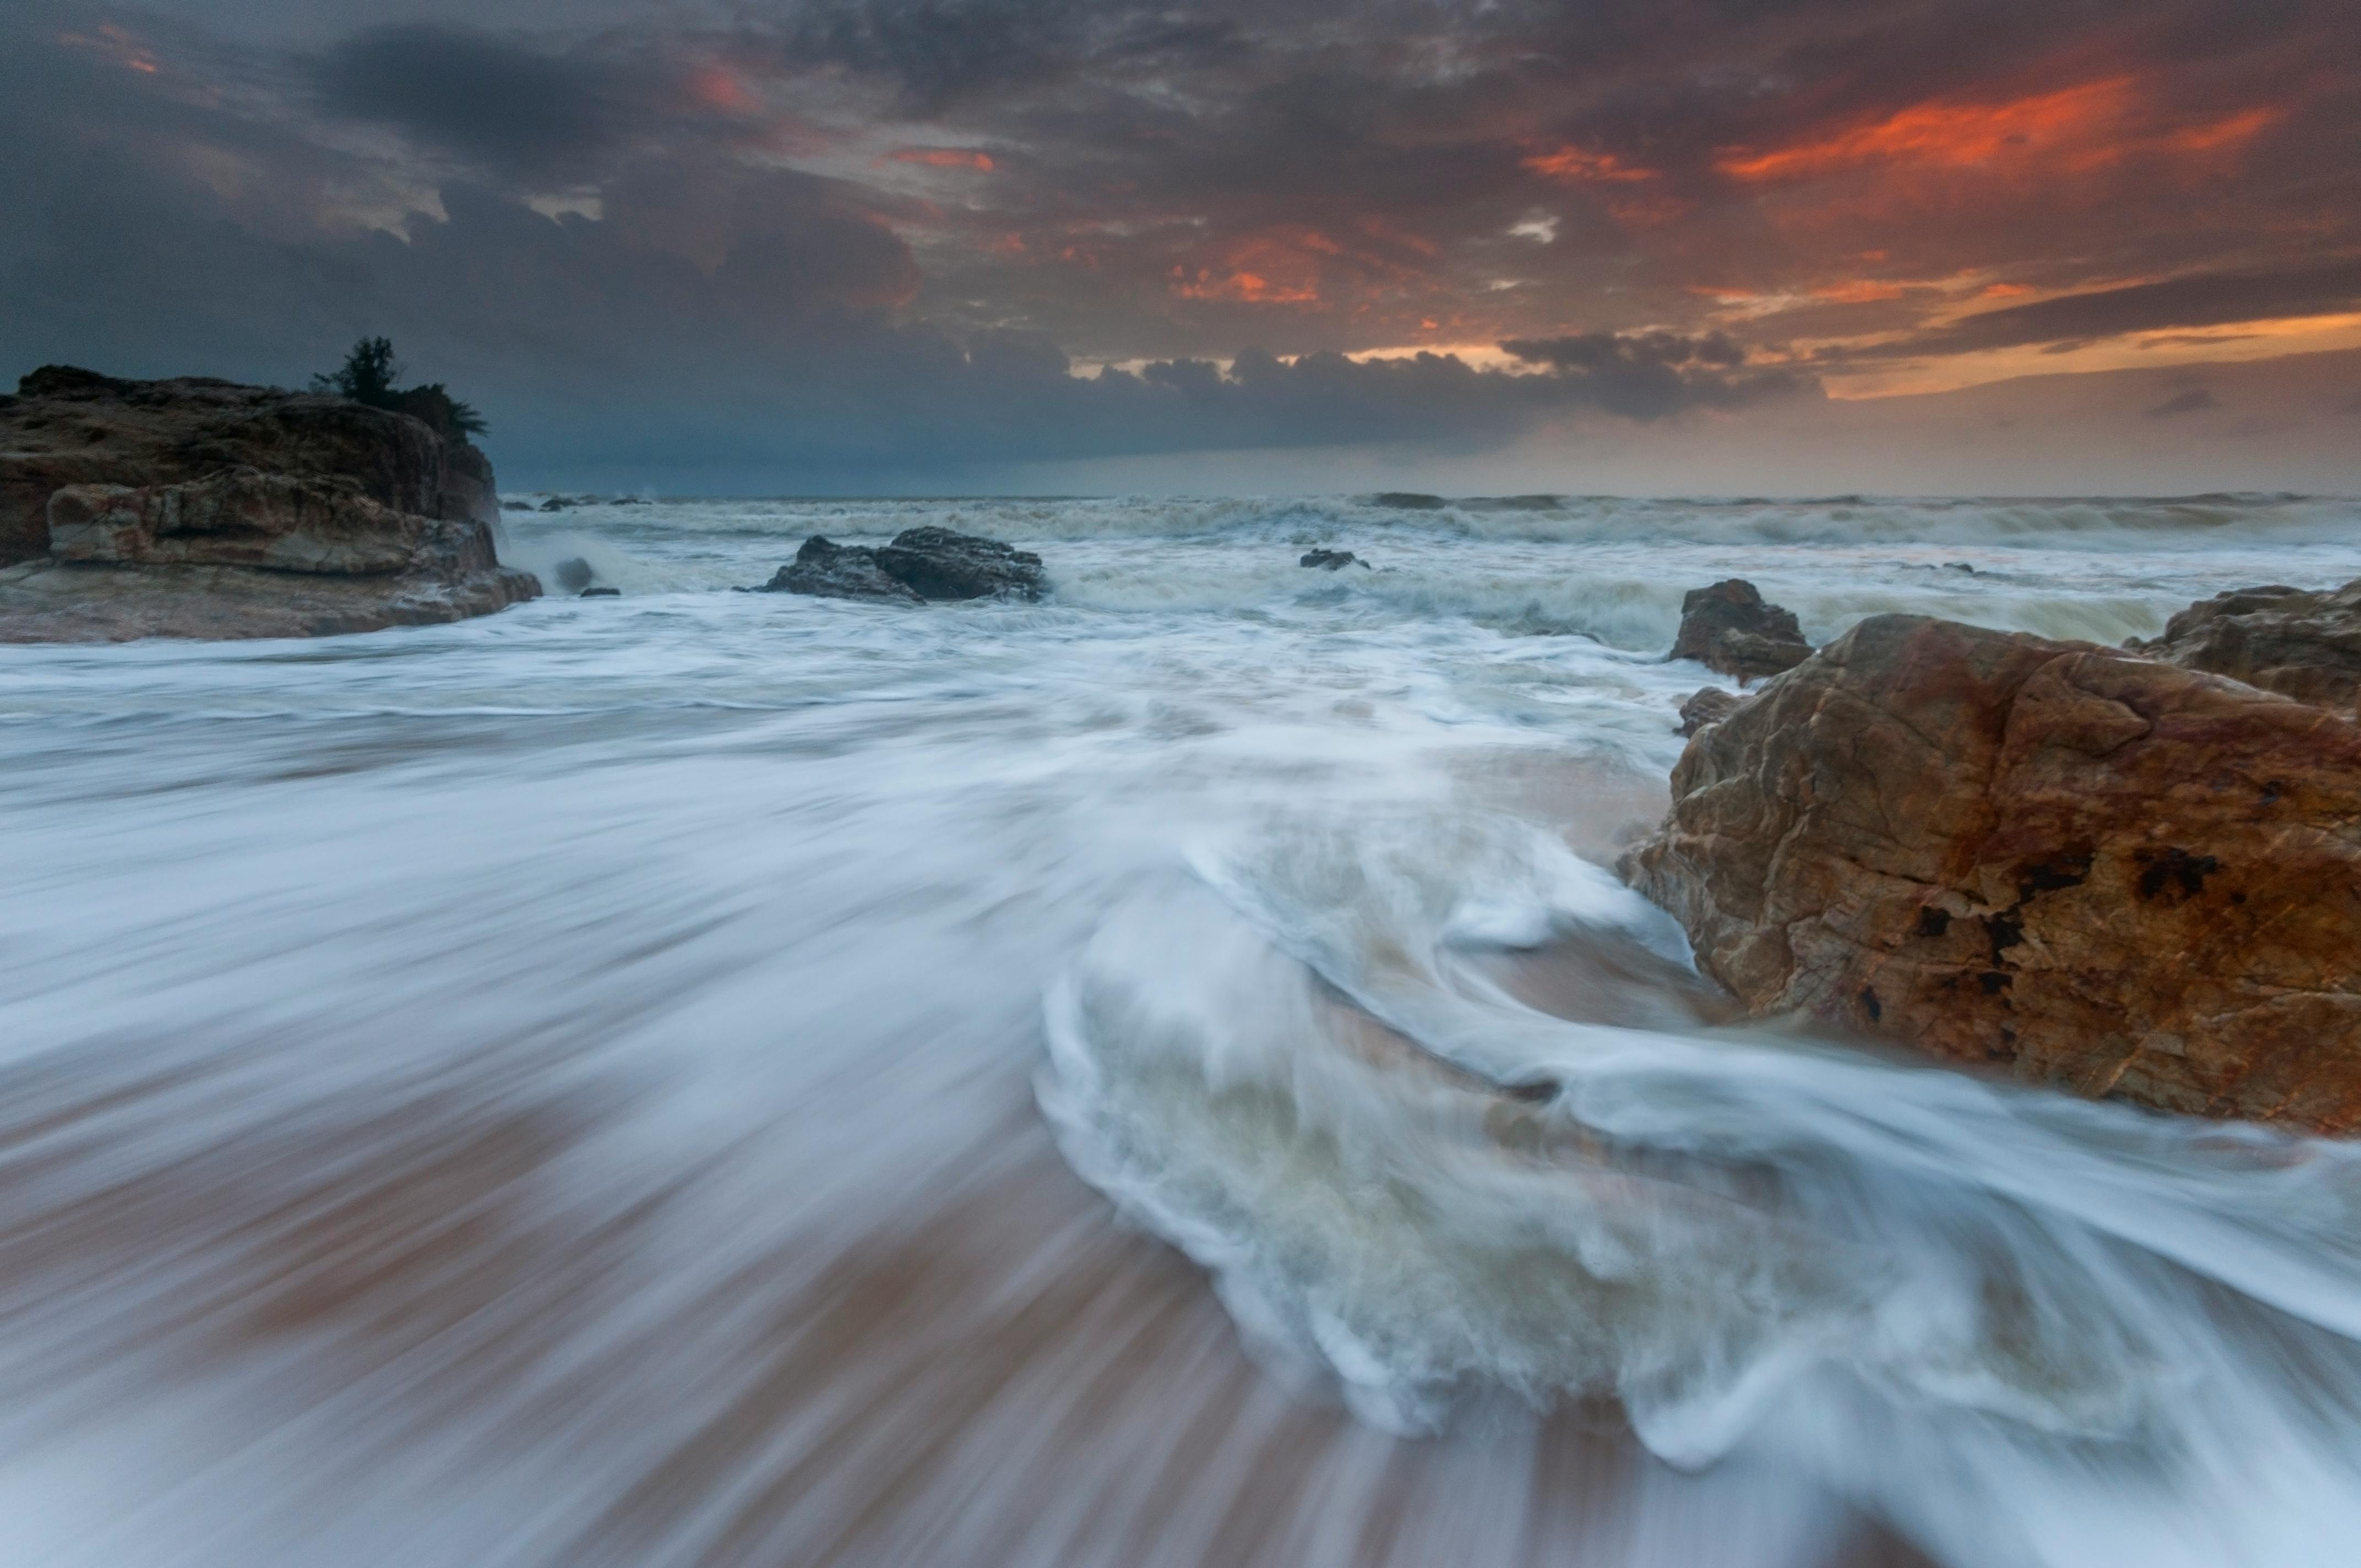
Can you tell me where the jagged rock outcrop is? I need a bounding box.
[1301,549,1368,570]
[2128,578,2361,714]
[0,367,535,640]
[1622,613,2361,1133]
[763,527,1043,603]
[1675,686,1743,736]
[1669,579,1811,680]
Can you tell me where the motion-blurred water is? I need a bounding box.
[4,492,2360,1567]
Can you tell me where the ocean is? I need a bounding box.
[4,492,2360,1567]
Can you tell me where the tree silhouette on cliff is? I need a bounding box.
[313,337,488,444]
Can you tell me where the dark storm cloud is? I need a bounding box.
[8,0,2361,486]
[1496,331,1800,420]
[314,25,657,178]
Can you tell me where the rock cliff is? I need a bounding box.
[1622,613,2361,1133]
[0,367,535,640]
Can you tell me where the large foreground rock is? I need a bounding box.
[1669,579,1810,680]
[1622,613,2361,1133]
[0,367,535,641]
[763,527,1043,603]
[2128,577,2361,714]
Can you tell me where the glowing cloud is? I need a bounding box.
[1522,145,1655,183]
[1717,78,2279,184]
[885,147,996,172]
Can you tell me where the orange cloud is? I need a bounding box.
[1717,78,2279,184]
[1173,266,1319,305]
[1522,145,1656,184]
[1811,280,1908,303]
[1173,228,1346,305]
[885,148,996,172]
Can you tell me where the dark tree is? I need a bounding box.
[311,337,488,441]
[311,336,403,407]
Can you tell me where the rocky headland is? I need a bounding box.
[0,366,537,641]
[1624,605,2361,1133]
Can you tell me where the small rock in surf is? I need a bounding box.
[761,527,1043,603]
[1668,578,1811,681]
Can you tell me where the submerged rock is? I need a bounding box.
[1623,613,2361,1133]
[1668,579,1811,680]
[580,586,621,598]
[1675,686,1743,736]
[0,367,536,641]
[1299,549,1368,570]
[763,527,1042,603]
[2128,577,2361,714]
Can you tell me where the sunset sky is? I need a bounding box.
[4,0,2357,492]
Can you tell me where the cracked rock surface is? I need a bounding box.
[1621,612,2361,1132]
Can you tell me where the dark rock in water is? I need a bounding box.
[1669,578,1811,681]
[0,367,536,641]
[873,526,1043,601]
[1369,492,1447,510]
[1299,549,1368,571]
[1944,562,1977,573]
[1622,613,2361,1134]
[551,557,595,592]
[539,497,571,513]
[763,536,923,603]
[1676,687,1742,736]
[501,499,535,512]
[2125,578,2361,714]
[762,527,1041,603]
[579,586,621,598]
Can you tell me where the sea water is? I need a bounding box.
[2,492,2359,1567]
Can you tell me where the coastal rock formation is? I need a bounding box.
[1675,686,1743,736]
[0,367,535,641]
[2128,578,2361,714]
[764,537,923,603]
[764,527,1043,603]
[1622,613,2361,1133]
[1300,549,1369,570]
[1669,579,1811,680]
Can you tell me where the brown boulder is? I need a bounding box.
[1622,613,2361,1133]
[1669,578,1810,680]
[1676,686,1743,737]
[0,368,534,640]
[2128,577,2361,715]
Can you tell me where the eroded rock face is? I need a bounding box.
[48,470,450,576]
[1675,686,1743,736]
[1669,579,1810,680]
[763,528,1042,603]
[2128,578,2361,714]
[1622,613,2361,1133]
[764,537,923,603]
[0,367,535,641]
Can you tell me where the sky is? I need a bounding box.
[3,0,2358,494]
